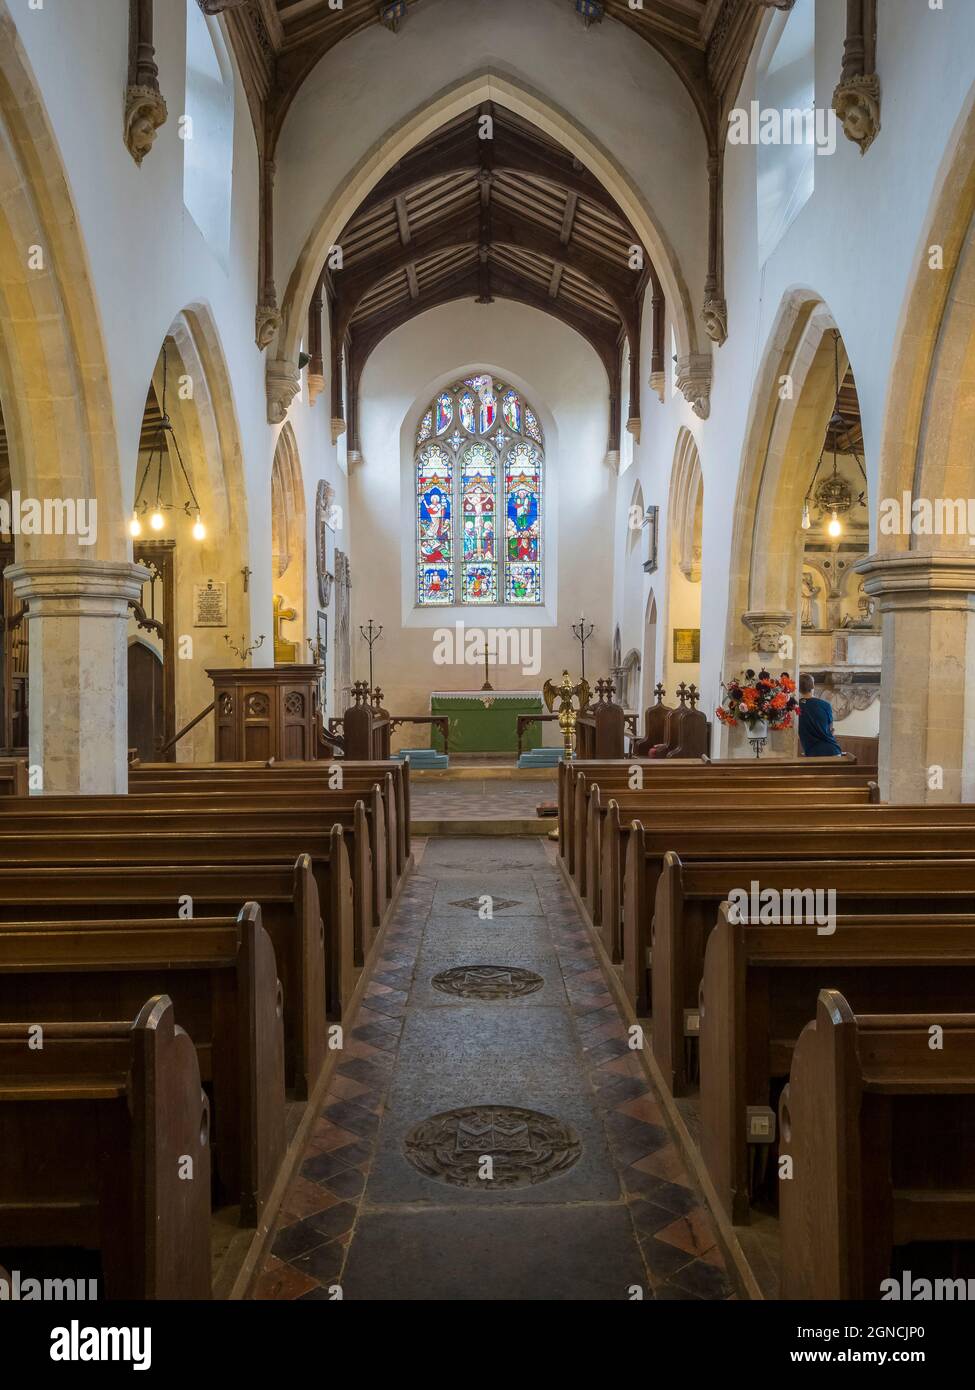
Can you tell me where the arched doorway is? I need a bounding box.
[666,428,703,690]
[641,591,658,715]
[271,424,306,664]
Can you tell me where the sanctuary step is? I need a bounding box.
[517,747,563,770]
[394,748,449,770]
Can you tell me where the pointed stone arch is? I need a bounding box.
[0,4,144,790]
[669,427,703,583]
[857,86,975,800]
[722,291,849,671]
[271,423,306,659]
[270,70,701,423]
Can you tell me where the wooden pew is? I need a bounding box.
[560,758,873,873]
[645,841,975,1095]
[592,782,879,941]
[0,758,27,796]
[0,903,285,1223]
[700,902,975,1223]
[130,760,411,874]
[0,994,212,1298]
[779,989,975,1300]
[0,785,386,948]
[0,856,326,1101]
[0,825,358,1017]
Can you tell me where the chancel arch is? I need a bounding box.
[273,71,702,426]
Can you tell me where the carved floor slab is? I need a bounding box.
[431,964,544,1000]
[403,1104,582,1189]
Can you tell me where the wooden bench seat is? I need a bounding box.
[130,760,411,869]
[0,818,360,1015]
[562,763,876,876]
[0,903,285,1223]
[0,856,325,1100]
[779,989,975,1299]
[700,903,975,1222]
[0,994,211,1298]
[642,840,975,1094]
[0,788,384,962]
[589,783,879,937]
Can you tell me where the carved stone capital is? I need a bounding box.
[833,73,881,154]
[124,85,167,166]
[603,449,621,474]
[855,551,975,613]
[742,609,793,654]
[307,372,325,408]
[266,357,300,425]
[347,450,364,471]
[331,417,347,446]
[702,294,728,346]
[675,353,712,420]
[648,369,665,403]
[626,416,641,446]
[255,303,281,352]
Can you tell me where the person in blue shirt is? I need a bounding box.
[797,673,843,757]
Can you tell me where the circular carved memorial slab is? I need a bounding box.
[404,1105,582,1189]
[431,965,544,1000]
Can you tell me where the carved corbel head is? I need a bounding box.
[266,358,301,425]
[124,86,168,166]
[255,304,281,352]
[833,75,881,155]
[675,353,712,421]
[702,294,728,346]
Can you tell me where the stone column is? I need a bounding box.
[7,559,150,794]
[856,553,975,802]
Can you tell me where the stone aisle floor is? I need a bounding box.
[253,837,735,1301]
[410,778,556,818]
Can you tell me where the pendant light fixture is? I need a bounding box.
[131,344,205,540]
[801,331,867,539]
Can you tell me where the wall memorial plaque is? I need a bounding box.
[672,627,701,663]
[193,580,228,628]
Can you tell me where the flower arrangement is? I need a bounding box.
[715,669,799,731]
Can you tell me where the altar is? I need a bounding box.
[429,690,544,755]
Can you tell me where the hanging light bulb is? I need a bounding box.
[128,511,142,538]
[192,514,206,541]
[801,501,811,531]
[150,509,165,532]
[827,511,842,539]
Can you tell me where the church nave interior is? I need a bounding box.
[0,0,974,1353]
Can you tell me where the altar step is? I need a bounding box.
[394,748,449,771]
[516,747,563,770]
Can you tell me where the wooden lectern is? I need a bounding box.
[207,665,323,762]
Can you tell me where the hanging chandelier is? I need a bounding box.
[130,344,205,540]
[801,331,866,540]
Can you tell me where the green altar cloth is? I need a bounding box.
[430,691,544,754]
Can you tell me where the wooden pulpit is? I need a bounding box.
[207,665,323,762]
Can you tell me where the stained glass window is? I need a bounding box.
[415,377,543,607]
[504,443,542,604]
[459,390,475,434]
[435,392,453,435]
[416,444,453,605]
